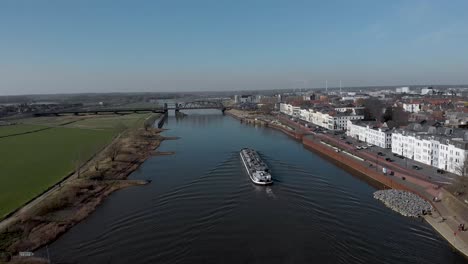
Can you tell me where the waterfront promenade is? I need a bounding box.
[227,110,468,259]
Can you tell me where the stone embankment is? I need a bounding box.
[374,189,433,217]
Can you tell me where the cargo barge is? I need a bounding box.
[240,148,273,185]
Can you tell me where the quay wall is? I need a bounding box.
[268,123,303,140]
[302,135,414,192]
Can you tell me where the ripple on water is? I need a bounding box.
[37,116,467,264]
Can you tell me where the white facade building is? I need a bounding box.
[396,87,410,93]
[279,103,300,117]
[280,103,364,130]
[421,87,434,95]
[299,109,310,121]
[307,109,364,130]
[341,95,370,102]
[334,107,365,115]
[391,125,468,175]
[347,121,392,148]
[403,103,421,113]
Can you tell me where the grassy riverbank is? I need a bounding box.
[0,113,165,261]
[0,114,151,218]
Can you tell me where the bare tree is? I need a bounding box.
[363,98,385,121]
[391,106,409,126]
[144,120,152,131]
[94,160,100,171]
[108,142,121,162]
[259,103,274,114]
[454,158,468,195]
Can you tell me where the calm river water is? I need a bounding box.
[40,111,465,263]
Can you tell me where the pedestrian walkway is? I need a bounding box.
[309,130,468,258]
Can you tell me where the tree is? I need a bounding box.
[383,107,393,122]
[108,142,121,162]
[144,120,152,131]
[362,98,384,121]
[454,158,468,195]
[391,107,409,126]
[94,160,100,171]
[259,103,274,114]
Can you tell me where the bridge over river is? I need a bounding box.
[33,100,227,117]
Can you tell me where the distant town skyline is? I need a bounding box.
[1,0,468,95]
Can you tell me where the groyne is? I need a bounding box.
[374,189,433,217]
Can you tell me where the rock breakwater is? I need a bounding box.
[374,189,432,217]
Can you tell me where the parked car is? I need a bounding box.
[393,153,400,157]
[437,169,446,174]
[356,146,362,150]
[346,141,352,145]
[377,152,385,156]
[361,146,368,149]
[367,144,372,147]
[412,165,422,170]
[385,158,394,162]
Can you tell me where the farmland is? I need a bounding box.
[0,113,152,218]
[0,124,48,137]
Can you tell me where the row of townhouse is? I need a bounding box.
[346,121,392,148]
[279,103,364,130]
[392,124,468,175]
[279,103,301,117]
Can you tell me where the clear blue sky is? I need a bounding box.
[1,0,468,95]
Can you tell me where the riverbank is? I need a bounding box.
[226,109,468,259]
[0,116,169,262]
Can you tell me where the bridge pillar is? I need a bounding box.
[175,102,180,113]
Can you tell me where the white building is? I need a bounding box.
[347,121,392,148]
[279,103,300,118]
[280,103,364,130]
[334,106,365,115]
[308,109,364,130]
[341,95,370,102]
[421,87,434,95]
[391,124,468,175]
[403,103,421,113]
[396,87,410,93]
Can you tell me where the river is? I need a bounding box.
[39,111,465,263]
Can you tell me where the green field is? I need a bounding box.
[0,113,153,218]
[64,114,150,130]
[0,124,48,137]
